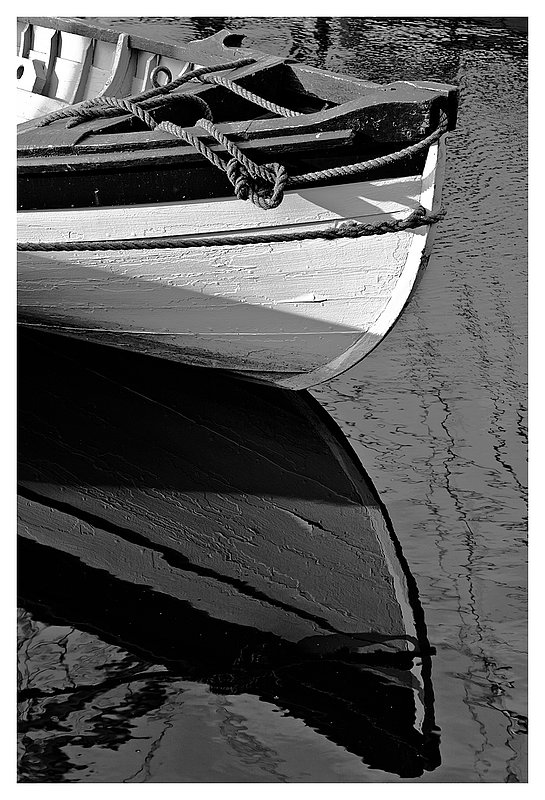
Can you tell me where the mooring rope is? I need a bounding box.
[17,205,445,252]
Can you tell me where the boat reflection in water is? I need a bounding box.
[18,330,441,780]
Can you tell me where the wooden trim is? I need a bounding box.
[98,33,132,97]
[18,22,32,57]
[138,52,160,93]
[18,125,354,160]
[16,57,46,94]
[70,37,95,104]
[30,26,60,98]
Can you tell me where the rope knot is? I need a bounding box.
[226,160,287,210]
[225,159,251,201]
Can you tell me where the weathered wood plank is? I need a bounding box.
[17,21,32,57]
[28,25,59,98]
[17,225,413,318]
[97,33,133,97]
[16,230,413,374]
[19,84,448,156]
[131,50,159,94]
[17,173,420,242]
[16,90,66,125]
[16,18,256,63]
[16,57,46,94]
[17,126,355,158]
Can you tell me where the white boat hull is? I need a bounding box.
[17,139,446,390]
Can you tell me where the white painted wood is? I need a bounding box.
[53,32,95,104]
[81,64,110,100]
[18,22,32,57]
[58,30,93,63]
[278,139,445,388]
[97,33,133,97]
[18,174,423,242]
[16,57,46,94]
[52,40,94,103]
[17,220,412,323]
[27,25,59,97]
[90,38,116,70]
[17,138,447,387]
[16,90,66,124]
[131,51,159,94]
[77,39,117,100]
[17,234,412,323]
[29,24,57,60]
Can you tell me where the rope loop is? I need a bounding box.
[156,93,214,125]
[225,160,288,209]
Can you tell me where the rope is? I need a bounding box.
[292,113,448,185]
[202,73,300,117]
[23,52,449,211]
[194,117,288,208]
[65,91,214,128]
[156,116,288,209]
[17,205,445,251]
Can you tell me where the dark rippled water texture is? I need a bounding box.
[18,17,527,782]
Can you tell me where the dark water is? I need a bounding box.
[17,17,527,782]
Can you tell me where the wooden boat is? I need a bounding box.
[17,18,458,391]
[18,330,440,777]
